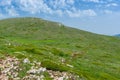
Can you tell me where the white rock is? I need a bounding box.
[38,67,46,73]
[66,64,74,68]
[14,77,20,80]
[23,58,30,63]
[41,67,46,72]
[58,77,64,80]
[40,75,44,79]
[27,69,37,74]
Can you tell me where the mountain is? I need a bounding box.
[115,34,120,37]
[0,17,120,80]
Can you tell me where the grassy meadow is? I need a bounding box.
[0,17,120,80]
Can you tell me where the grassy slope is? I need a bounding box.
[0,17,120,80]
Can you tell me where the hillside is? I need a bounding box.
[0,17,120,80]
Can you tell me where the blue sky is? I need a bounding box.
[0,0,120,35]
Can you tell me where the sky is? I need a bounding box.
[0,0,120,35]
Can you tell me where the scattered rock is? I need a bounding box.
[47,70,79,80]
[23,75,44,80]
[0,56,81,80]
[58,77,64,80]
[0,56,20,80]
[23,58,30,64]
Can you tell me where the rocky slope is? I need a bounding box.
[0,56,81,80]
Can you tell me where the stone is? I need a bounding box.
[23,58,30,64]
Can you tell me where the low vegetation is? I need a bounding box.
[0,17,120,80]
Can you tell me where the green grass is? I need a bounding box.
[18,63,32,78]
[0,17,120,79]
[41,60,70,72]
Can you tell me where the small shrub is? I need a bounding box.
[75,45,82,48]
[51,48,69,57]
[24,47,43,55]
[41,60,70,72]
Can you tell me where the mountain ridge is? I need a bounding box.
[115,34,120,37]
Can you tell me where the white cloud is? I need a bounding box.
[83,0,100,3]
[0,0,97,18]
[5,6,19,16]
[0,0,12,6]
[19,0,52,14]
[49,0,67,9]
[66,8,97,17]
[48,0,74,10]
[65,7,81,17]
[18,0,95,17]
[104,10,113,14]
[106,3,118,7]
[0,0,19,17]
[66,0,74,5]
[66,10,81,17]
[82,9,97,16]
[55,10,63,16]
